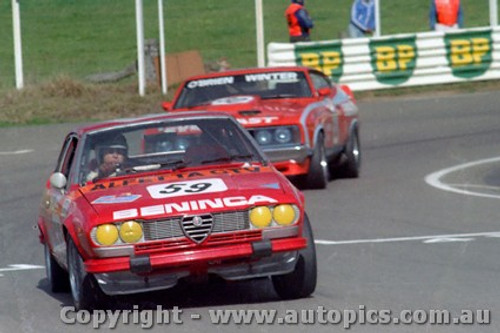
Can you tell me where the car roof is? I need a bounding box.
[72,111,236,136]
[183,66,312,81]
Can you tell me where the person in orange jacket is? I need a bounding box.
[285,0,314,43]
[429,0,464,31]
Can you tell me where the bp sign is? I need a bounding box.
[369,36,417,85]
[444,30,493,79]
[294,41,344,82]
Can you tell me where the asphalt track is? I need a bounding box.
[1,90,500,332]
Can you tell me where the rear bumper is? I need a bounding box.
[87,237,306,295]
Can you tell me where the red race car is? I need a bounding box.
[38,111,316,310]
[163,66,361,189]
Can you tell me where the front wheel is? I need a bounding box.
[305,133,329,189]
[44,243,69,293]
[67,236,104,310]
[272,214,317,299]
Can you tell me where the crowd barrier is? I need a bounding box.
[267,26,500,91]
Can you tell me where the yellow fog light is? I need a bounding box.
[96,224,119,246]
[249,206,272,228]
[273,204,296,225]
[119,221,143,243]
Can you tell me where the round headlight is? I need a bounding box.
[255,130,272,145]
[274,128,292,144]
[249,206,272,228]
[96,224,119,246]
[273,204,297,225]
[119,221,143,243]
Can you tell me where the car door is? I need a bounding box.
[46,135,79,263]
[309,71,338,149]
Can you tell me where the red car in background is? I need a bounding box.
[163,66,361,189]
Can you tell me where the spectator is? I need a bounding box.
[429,0,464,31]
[285,0,314,43]
[348,0,375,38]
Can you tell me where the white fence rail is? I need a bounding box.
[268,27,500,91]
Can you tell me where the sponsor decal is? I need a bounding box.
[445,30,492,78]
[244,72,298,82]
[113,195,278,220]
[186,77,234,89]
[259,183,280,190]
[85,167,264,192]
[92,194,142,204]
[211,96,255,105]
[237,117,279,125]
[295,41,344,82]
[369,36,417,85]
[147,178,228,199]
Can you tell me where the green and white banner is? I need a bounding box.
[267,27,500,91]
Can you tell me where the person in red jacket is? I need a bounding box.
[429,0,464,31]
[285,0,314,43]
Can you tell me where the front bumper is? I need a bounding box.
[262,145,312,176]
[87,237,306,295]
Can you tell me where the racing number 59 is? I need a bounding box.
[159,182,212,194]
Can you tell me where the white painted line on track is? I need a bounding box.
[315,230,500,245]
[0,264,44,277]
[425,156,500,199]
[0,149,34,156]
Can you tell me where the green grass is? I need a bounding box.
[0,0,498,125]
[0,0,496,86]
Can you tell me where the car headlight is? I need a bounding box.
[274,128,292,144]
[95,224,119,246]
[255,130,272,145]
[119,221,143,243]
[273,204,296,225]
[249,206,272,228]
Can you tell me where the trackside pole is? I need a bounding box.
[490,0,498,27]
[374,0,381,37]
[136,0,146,96]
[12,0,24,89]
[255,0,265,67]
[158,0,167,95]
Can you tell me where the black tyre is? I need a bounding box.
[67,236,105,310]
[44,243,69,293]
[342,126,361,178]
[305,132,329,189]
[272,214,317,299]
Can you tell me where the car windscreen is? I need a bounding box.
[78,118,265,184]
[174,71,312,108]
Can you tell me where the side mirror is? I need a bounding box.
[339,84,355,101]
[317,87,331,97]
[162,101,173,111]
[49,172,67,190]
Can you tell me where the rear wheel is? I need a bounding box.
[306,132,329,189]
[342,126,361,178]
[67,236,105,310]
[44,243,69,293]
[272,215,317,299]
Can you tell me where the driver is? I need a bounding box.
[86,134,128,181]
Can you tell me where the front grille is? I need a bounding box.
[141,210,249,242]
[181,214,214,243]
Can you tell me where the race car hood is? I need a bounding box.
[80,165,295,223]
[177,95,314,127]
